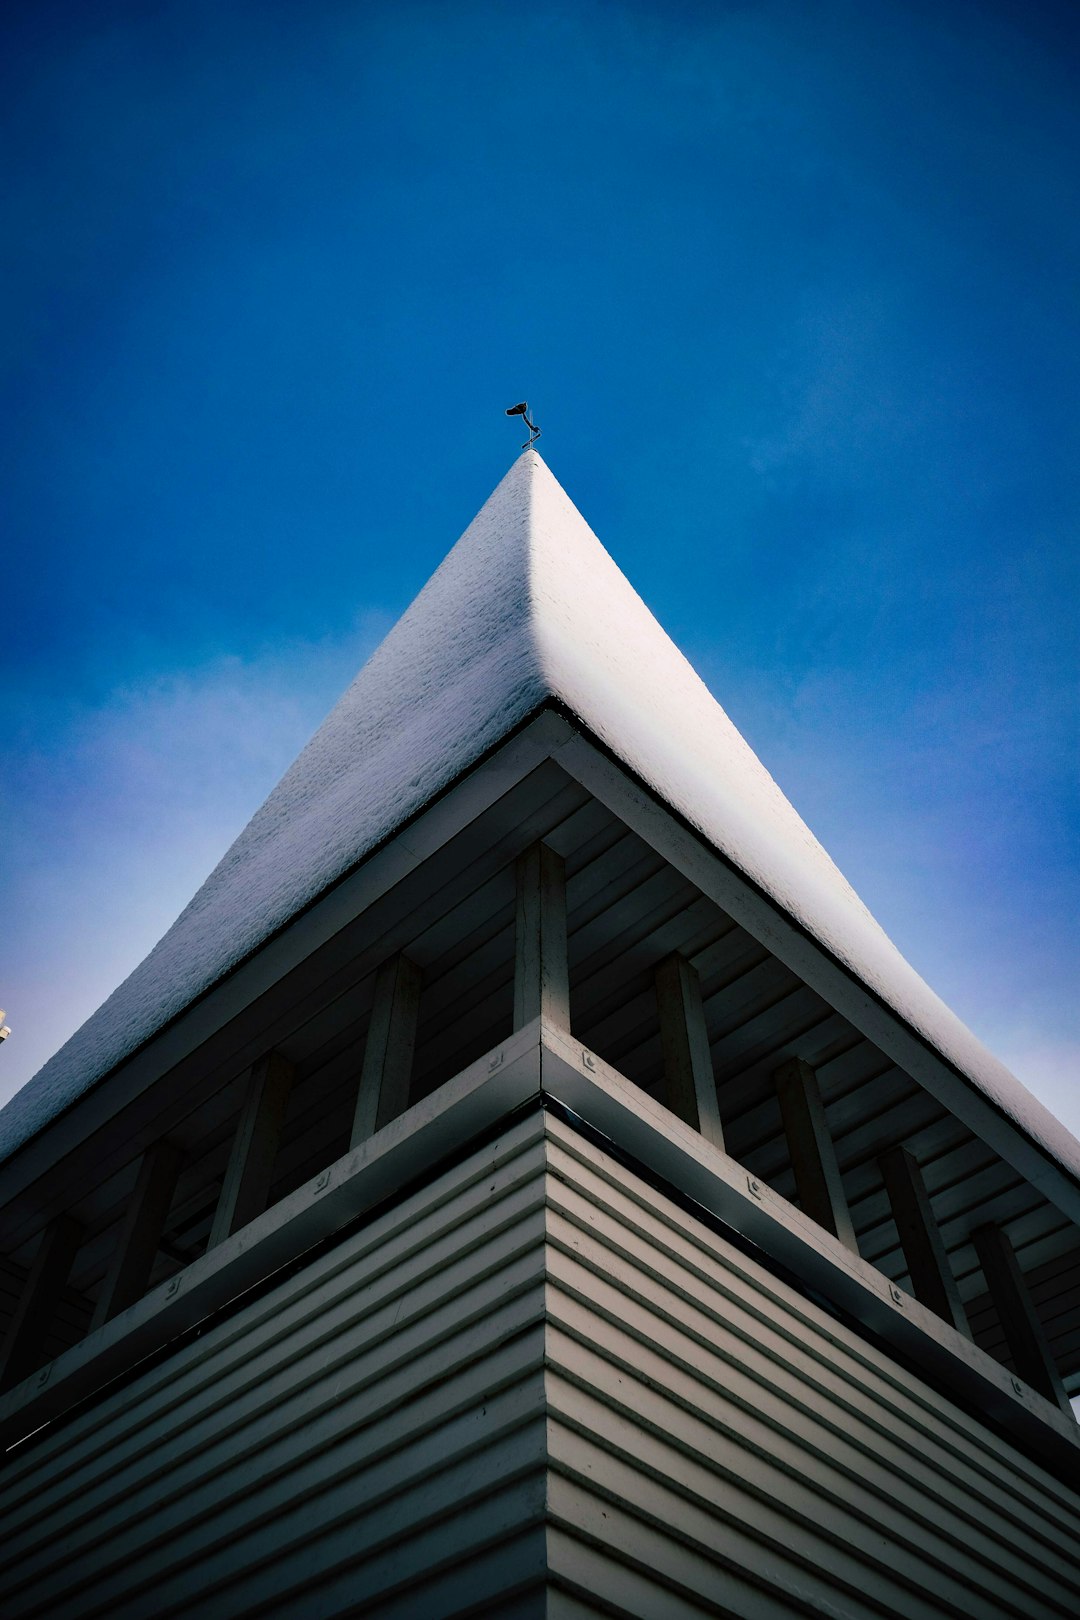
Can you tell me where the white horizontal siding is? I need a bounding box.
[0,1115,551,1619]
[548,1514,794,1619]
[1,1107,1077,1619]
[543,1120,1080,1618]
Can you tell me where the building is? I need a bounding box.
[0,450,1077,1617]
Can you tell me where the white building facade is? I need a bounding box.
[0,453,1077,1616]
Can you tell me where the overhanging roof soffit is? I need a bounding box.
[2,452,1076,1203]
[0,719,1077,1247]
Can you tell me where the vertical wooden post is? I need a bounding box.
[654,953,724,1149]
[91,1139,183,1331]
[351,953,422,1147]
[514,841,570,1031]
[0,1214,82,1391]
[209,1051,294,1248]
[879,1145,969,1336]
[774,1057,858,1253]
[972,1223,1070,1413]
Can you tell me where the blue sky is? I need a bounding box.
[2,0,1078,1134]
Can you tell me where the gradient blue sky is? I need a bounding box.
[3,0,1078,1135]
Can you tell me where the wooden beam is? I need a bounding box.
[774,1057,858,1253]
[209,1052,294,1248]
[972,1222,1070,1413]
[91,1139,183,1332]
[879,1145,969,1336]
[0,1214,82,1391]
[351,953,422,1147]
[654,953,724,1149]
[514,841,570,1031]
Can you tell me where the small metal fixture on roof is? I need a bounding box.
[505,401,540,449]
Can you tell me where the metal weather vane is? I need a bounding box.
[505,401,541,449]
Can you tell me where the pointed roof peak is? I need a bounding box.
[3,452,1075,1179]
[483,439,552,498]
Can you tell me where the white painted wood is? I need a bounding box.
[774,1055,858,1252]
[351,954,421,1146]
[0,1214,81,1392]
[552,1299,1078,1598]
[7,1311,545,1616]
[90,1140,182,1331]
[0,1114,1077,1620]
[184,1475,548,1620]
[514,841,570,1030]
[5,718,1077,1420]
[0,711,577,1211]
[539,1122,1080,1619]
[551,1443,918,1618]
[0,1118,550,1543]
[545,1239,1079,1590]
[0,1026,545,1451]
[880,1144,970,1336]
[4,725,1075,1423]
[545,1592,616,1620]
[0,1120,551,1620]
[653,953,724,1149]
[6,1022,1075,1489]
[540,1025,1080,1477]
[548,1525,739,1620]
[973,1222,1071,1414]
[557,729,1080,1227]
[208,1051,294,1248]
[541,1157,1080,1541]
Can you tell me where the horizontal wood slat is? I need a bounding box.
[1,1110,1077,1619]
[0,1130,547,1502]
[544,1121,1080,1613]
[4,768,1073,1409]
[0,1117,550,1620]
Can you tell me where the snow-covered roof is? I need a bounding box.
[3,451,1077,1179]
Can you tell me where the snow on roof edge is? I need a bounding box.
[3,447,1077,1194]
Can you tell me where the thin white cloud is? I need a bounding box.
[1,612,389,1105]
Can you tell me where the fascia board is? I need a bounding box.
[5,704,1077,1243]
[3,1018,1075,1488]
[0,709,578,1211]
[0,1019,545,1453]
[537,1025,1080,1482]
[553,725,1080,1229]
